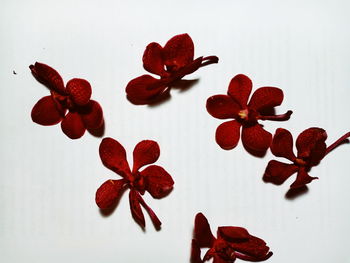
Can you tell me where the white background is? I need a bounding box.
[1,0,350,262]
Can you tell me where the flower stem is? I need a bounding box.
[259,110,293,121]
[325,132,350,155]
[200,56,219,67]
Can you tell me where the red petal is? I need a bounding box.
[141,165,174,199]
[80,100,104,130]
[227,74,252,108]
[129,190,145,228]
[215,120,241,150]
[99,138,131,177]
[206,95,241,119]
[248,87,283,112]
[271,128,296,161]
[217,226,250,242]
[137,194,162,230]
[162,33,194,72]
[231,235,271,260]
[194,213,215,248]
[66,78,92,106]
[132,140,160,172]
[143,42,166,77]
[95,179,125,210]
[296,128,327,166]
[241,124,272,154]
[190,239,203,263]
[263,160,298,185]
[60,111,86,139]
[290,168,318,189]
[213,256,227,263]
[29,62,65,93]
[31,96,64,125]
[125,75,168,105]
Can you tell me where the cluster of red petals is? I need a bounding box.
[191,213,272,263]
[206,74,292,155]
[126,33,219,105]
[30,62,104,139]
[264,128,350,189]
[95,138,174,229]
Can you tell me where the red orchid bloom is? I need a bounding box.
[206,74,292,155]
[126,33,219,105]
[191,213,273,263]
[95,138,174,229]
[264,128,350,189]
[30,62,104,139]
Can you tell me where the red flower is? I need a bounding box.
[191,213,273,263]
[95,138,174,229]
[126,33,219,105]
[263,128,350,189]
[206,74,292,155]
[30,62,104,139]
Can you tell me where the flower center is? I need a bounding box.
[238,109,249,120]
[295,158,307,166]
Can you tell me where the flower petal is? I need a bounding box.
[290,168,318,189]
[132,140,160,172]
[190,239,203,263]
[80,100,104,130]
[263,160,298,185]
[241,124,272,154]
[125,75,168,105]
[141,165,174,199]
[215,120,241,150]
[162,33,194,72]
[31,96,64,125]
[137,194,162,230]
[95,179,125,210]
[66,78,92,106]
[296,128,327,166]
[99,138,131,177]
[227,74,252,108]
[213,255,227,263]
[206,95,241,119]
[143,42,167,77]
[29,62,65,93]
[271,128,296,161]
[248,87,283,112]
[194,213,215,248]
[217,226,250,242]
[60,111,86,139]
[231,235,271,260]
[129,190,145,228]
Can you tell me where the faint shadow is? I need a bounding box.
[285,186,309,200]
[88,119,105,138]
[147,89,172,107]
[171,79,199,92]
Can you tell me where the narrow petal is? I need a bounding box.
[141,165,174,199]
[129,190,145,228]
[290,168,318,189]
[99,138,131,177]
[190,239,203,263]
[143,42,166,76]
[95,179,125,210]
[270,128,296,161]
[60,111,86,139]
[217,226,250,242]
[231,235,271,260]
[137,194,162,230]
[296,128,327,166]
[263,160,298,185]
[80,100,104,130]
[215,120,241,150]
[66,78,92,106]
[132,140,160,172]
[248,87,284,112]
[241,124,272,154]
[31,96,64,125]
[194,213,215,248]
[162,33,194,71]
[125,75,168,105]
[227,74,252,108]
[206,95,241,119]
[29,62,65,93]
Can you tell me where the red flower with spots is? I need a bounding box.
[30,62,104,139]
[191,213,273,263]
[264,128,350,189]
[95,138,174,229]
[206,74,292,155]
[126,33,219,105]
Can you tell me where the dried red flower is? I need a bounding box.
[30,62,104,139]
[126,33,219,105]
[206,74,292,155]
[95,138,174,229]
[191,213,273,263]
[263,128,350,189]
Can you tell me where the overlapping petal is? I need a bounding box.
[194,213,216,248]
[241,124,272,153]
[29,62,65,93]
[143,42,166,76]
[230,235,271,260]
[95,179,125,210]
[129,190,145,228]
[61,111,86,139]
[215,120,241,150]
[270,128,296,161]
[248,87,283,112]
[66,78,92,106]
[227,74,252,108]
[206,95,240,119]
[263,160,298,185]
[132,140,160,172]
[218,226,250,242]
[141,165,174,199]
[31,96,64,125]
[80,100,104,130]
